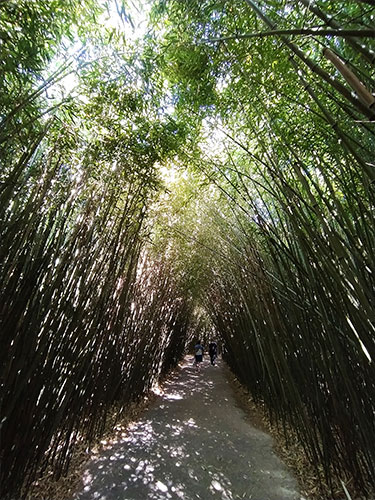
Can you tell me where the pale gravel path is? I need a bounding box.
[73,357,302,500]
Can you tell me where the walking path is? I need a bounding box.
[73,357,302,500]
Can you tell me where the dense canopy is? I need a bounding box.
[1,1,375,498]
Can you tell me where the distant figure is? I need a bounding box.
[208,341,218,365]
[194,341,204,370]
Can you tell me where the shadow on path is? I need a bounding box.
[73,358,302,500]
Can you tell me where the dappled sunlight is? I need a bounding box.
[74,357,300,500]
[164,393,183,401]
[2,0,375,498]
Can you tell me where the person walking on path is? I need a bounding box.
[194,340,204,371]
[208,341,218,365]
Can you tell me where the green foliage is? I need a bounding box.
[2,0,375,497]
[149,0,375,495]
[0,2,196,498]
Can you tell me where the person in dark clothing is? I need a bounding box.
[208,341,218,365]
[194,341,204,370]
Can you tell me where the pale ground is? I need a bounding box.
[72,357,303,500]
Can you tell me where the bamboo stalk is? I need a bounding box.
[242,0,375,119]
[299,0,375,65]
[323,47,375,108]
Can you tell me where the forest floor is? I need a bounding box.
[69,356,304,500]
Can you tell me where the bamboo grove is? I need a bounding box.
[1,0,375,498]
[152,0,375,496]
[0,3,194,498]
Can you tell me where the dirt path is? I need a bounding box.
[73,357,302,500]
